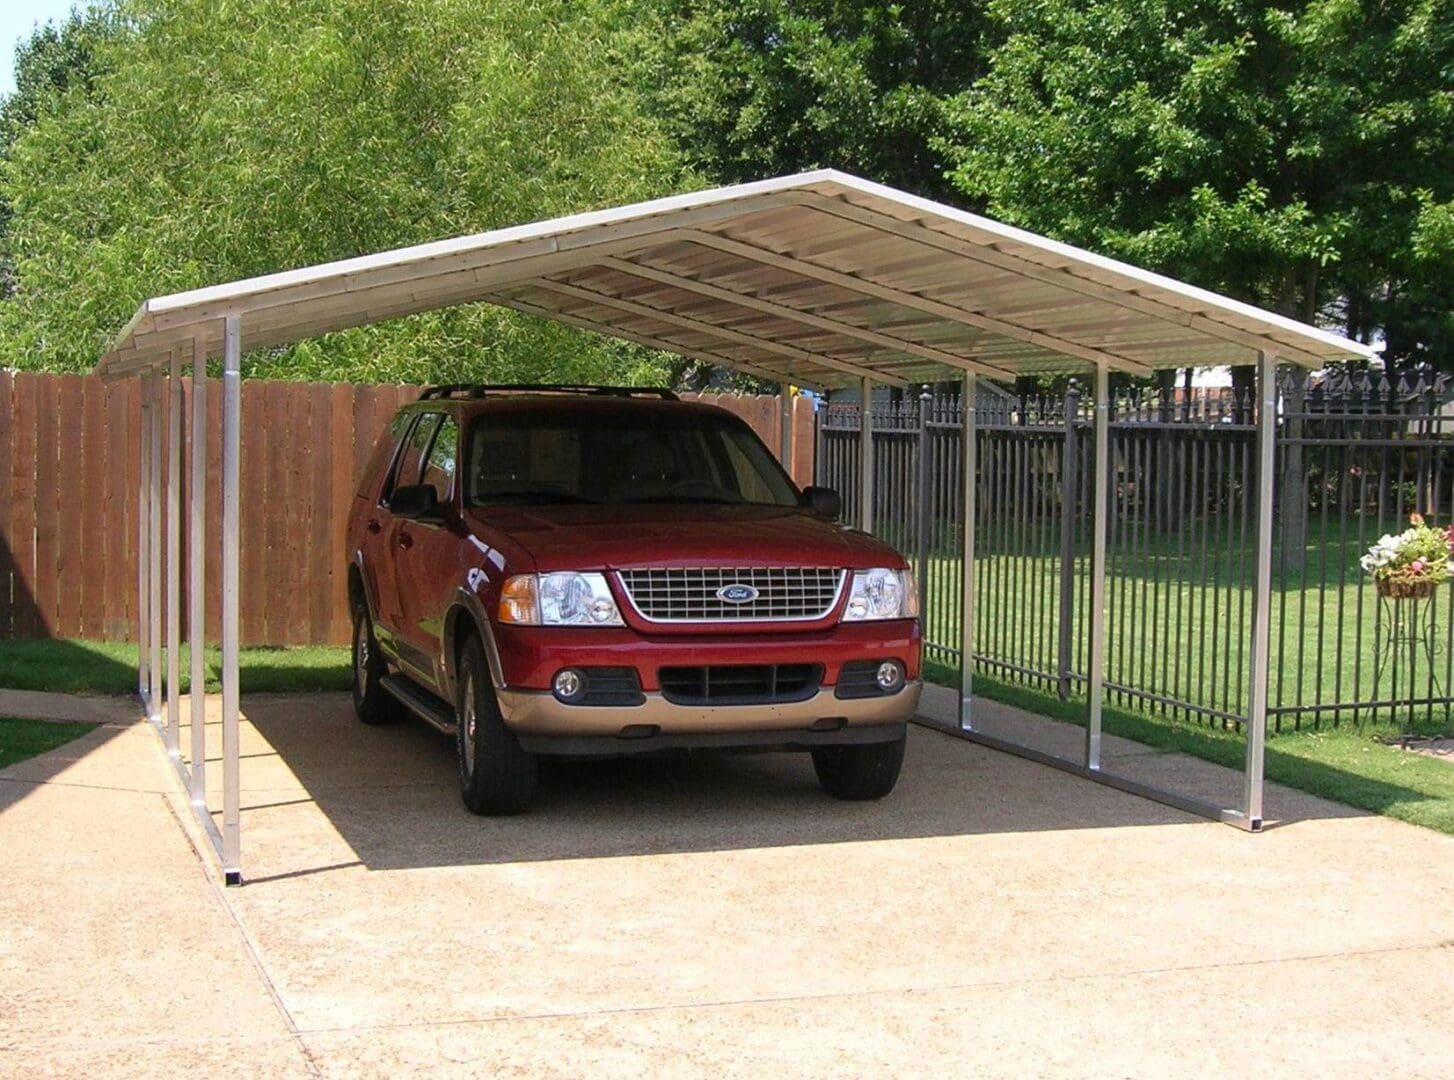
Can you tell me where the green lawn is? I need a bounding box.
[925,658,1454,836]
[0,716,96,769]
[0,639,351,696]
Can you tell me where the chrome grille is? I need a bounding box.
[617,567,846,623]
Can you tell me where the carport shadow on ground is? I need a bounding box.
[196,692,1374,880]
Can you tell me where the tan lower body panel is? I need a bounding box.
[497,682,921,737]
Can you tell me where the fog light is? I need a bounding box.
[875,661,905,692]
[553,668,587,702]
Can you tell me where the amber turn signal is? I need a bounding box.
[498,574,540,625]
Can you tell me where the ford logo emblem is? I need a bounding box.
[716,584,759,604]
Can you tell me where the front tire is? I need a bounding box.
[455,635,537,815]
[351,605,403,726]
[811,732,906,800]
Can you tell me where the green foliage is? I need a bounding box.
[622,1,985,203]
[0,5,123,296]
[0,0,686,381]
[939,0,1454,364]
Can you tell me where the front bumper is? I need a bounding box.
[497,680,921,741]
[493,620,922,692]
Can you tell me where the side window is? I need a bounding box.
[355,410,414,499]
[420,415,458,502]
[387,412,440,501]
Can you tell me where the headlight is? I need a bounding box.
[497,572,623,626]
[841,568,918,622]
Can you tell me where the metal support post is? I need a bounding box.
[189,336,207,805]
[1057,382,1080,700]
[137,375,152,703]
[221,315,243,884]
[1243,351,1276,830]
[859,376,874,532]
[915,386,932,612]
[165,351,182,759]
[148,371,163,717]
[959,372,977,730]
[1086,362,1110,769]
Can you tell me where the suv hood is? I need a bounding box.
[465,503,906,571]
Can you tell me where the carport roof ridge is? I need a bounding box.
[94,169,1374,385]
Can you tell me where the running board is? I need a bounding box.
[380,675,457,735]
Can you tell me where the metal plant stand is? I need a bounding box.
[1371,588,1444,736]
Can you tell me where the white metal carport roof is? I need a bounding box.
[97,169,1371,384]
[96,170,1371,885]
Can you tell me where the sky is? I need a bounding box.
[0,0,81,98]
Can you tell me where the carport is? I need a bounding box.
[93,170,1371,884]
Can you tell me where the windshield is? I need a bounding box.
[466,409,801,508]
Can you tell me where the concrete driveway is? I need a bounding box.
[3,692,1453,1077]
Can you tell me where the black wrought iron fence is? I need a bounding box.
[817,372,1454,733]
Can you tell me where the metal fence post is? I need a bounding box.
[1058,382,1080,699]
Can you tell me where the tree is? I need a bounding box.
[0,0,685,382]
[0,6,123,297]
[623,1,987,204]
[939,0,1454,369]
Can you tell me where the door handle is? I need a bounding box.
[367,519,383,534]
[397,531,414,550]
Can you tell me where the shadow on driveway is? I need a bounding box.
[232,692,1367,876]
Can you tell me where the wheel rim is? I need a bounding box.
[461,670,476,776]
[354,616,370,697]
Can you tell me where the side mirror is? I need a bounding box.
[390,483,443,520]
[802,485,842,521]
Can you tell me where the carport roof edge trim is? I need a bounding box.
[94,168,1375,378]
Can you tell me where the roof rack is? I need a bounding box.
[418,384,679,402]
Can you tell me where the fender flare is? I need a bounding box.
[442,588,507,698]
[348,550,377,623]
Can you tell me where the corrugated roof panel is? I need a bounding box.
[95,170,1373,383]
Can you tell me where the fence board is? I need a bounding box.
[328,383,355,643]
[307,383,334,644]
[239,380,268,643]
[32,375,61,635]
[55,375,85,637]
[80,378,106,640]
[205,376,223,642]
[261,380,290,645]
[0,372,11,640]
[286,384,314,645]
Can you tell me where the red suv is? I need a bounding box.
[346,386,922,814]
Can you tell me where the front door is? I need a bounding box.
[392,413,461,694]
[374,411,440,664]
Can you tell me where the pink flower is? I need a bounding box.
[1412,559,1426,573]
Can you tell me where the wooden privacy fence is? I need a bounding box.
[0,372,814,646]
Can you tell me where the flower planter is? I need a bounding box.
[1375,578,1440,600]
